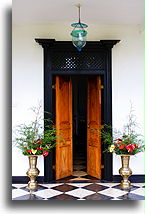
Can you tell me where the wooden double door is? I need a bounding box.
[55,75,102,180]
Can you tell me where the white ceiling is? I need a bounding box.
[12,0,143,25]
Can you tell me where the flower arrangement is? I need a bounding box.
[108,137,143,155]
[98,107,144,155]
[13,105,62,157]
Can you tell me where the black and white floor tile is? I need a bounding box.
[12,182,145,200]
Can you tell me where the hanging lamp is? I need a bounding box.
[70,4,88,51]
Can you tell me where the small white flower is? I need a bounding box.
[109,144,115,152]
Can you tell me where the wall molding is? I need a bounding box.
[12,175,145,184]
[12,176,44,184]
[113,175,145,183]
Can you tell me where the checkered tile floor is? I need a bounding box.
[12,182,145,200]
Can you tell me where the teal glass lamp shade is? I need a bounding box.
[71,22,88,28]
[70,22,88,51]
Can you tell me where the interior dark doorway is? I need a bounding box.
[54,74,103,180]
[72,76,87,174]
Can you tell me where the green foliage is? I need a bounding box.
[13,105,63,156]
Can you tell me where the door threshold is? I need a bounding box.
[72,170,87,177]
[55,173,100,183]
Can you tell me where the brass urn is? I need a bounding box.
[26,155,40,190]
[119,155,132,189]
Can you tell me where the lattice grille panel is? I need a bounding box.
[51,52,105,71]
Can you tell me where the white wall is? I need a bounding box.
[12,24,144,176]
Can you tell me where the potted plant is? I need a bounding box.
[13,105,62,190]
[95,107,144,189]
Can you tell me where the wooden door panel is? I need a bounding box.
[87,76,102,179]
[88,146,101,177]
[57,145,72,178]
[59,122,71,140]
[55,76,73,180]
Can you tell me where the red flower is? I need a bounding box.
[39,140,43,144]
[128,148,133,153]
[125,145,133,153]
[37,147,43,150]
[42,150,49,157]
[130,144,136,150]
[119,145,125,149]
[125,145,130,149]
[27,150,32,154]
[36,139,43,144]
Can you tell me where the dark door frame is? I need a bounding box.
[35,39,120,182]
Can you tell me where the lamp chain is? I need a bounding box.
[78,5,80,23]
[76,3,81,23]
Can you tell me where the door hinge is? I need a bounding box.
[101,125,104,129]
[52,84,56,89]
[52,165,56,170]
[100,164,104,169]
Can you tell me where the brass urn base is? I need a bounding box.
[119,155,132,190]
[27,180,39,190]
[120,179,131,189]
[26,155,40,190]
